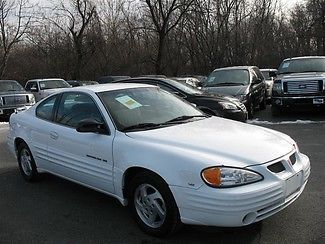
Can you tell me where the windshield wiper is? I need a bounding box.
[121,123,163,132]
[206,82,245,87]
[165,115,209,123]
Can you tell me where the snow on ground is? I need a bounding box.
[248,119,325,125]
[0,122,8,125]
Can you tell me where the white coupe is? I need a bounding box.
[7,83,310,237]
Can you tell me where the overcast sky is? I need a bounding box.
[31,0,305,10]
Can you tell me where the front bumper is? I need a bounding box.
[170,152,310,227]
[272,96,325,108]
[0,105,33,118]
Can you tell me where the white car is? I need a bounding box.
[25,78,71,102]
[7,84,310,237]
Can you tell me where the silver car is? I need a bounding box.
[260,69,277,103]
[25,78,71,102]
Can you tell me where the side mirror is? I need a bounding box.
[76,119,109,135]
[252,78,262,84]
[30,87,38,92]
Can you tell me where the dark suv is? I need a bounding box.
[202,66,267,118]
[272,56,325,115]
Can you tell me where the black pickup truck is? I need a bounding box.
[0,80,35,119]
[272,56,325,115]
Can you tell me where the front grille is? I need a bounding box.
[2,95,28,106]
[285,80,321,94]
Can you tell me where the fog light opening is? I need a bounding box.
[242,212,257,225]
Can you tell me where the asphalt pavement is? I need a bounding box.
[0,107,324,244]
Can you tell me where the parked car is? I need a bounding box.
[272,56,325,115]
[25,78,71,102]
[172,77,201,88]
[202,66,267,119]
[140,75,167,79]
[0,80,35,119]
[260,68,277,103]
[67,80,99,87]
[8,84,310,237]
[97,76,131,84]
[116,77,247,122]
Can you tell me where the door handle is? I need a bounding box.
[50,131,59,140]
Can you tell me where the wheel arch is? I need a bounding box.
[14,137,27,156]
[122,166,166,201]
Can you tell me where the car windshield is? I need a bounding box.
[166,79,202,94]
[0,81,24,91]
[39,80,70,90]
[98,87,205,132]
[204,69,249,87]
[278,58,325,74]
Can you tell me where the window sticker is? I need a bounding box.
[115,95,142,109]
[40,83,45,88]
[282,62,290,68]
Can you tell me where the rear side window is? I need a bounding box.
[55,92,104,128]
[36,95,58,121]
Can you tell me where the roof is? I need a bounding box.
[27,78,65,82]
[283,56,325,62]
[62,83,155,93]
[212,66,255,72]
[260,69,277,72]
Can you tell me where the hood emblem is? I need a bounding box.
[299,84,307,89]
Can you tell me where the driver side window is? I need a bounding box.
[55,92,104,128]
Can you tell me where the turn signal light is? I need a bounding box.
[201,167,221,187]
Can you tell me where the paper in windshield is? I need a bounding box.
[115,95,142,109]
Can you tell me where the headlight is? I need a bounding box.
[201,166,263,188]
[236,95,247,103]
[220,102,238,110]
[29,95,36,104]
[272,80,282,92]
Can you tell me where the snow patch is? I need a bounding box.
[0,122,9,125]
[248,119,325,125]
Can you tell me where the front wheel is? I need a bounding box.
[259,97,267,110]
[17,142,39,182]
[128,172,182,237]
[247,102,254,119]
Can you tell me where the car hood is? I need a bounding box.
[203,85,249,96]
[277,72,325,80]
[193,93,241,104]
[126,117,294,167]
[0,90,31,95]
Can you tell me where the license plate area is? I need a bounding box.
[313,98,324,104]
[286,171,303,197]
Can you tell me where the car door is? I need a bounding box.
[45,91,115,193]
[25,81,41,102]
[32,94,60,169]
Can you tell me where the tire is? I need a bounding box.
[127,171,182,237]
[247,102,254,119]
[17,142,39,182]
[271,106,281,116]
[259,97,267,110]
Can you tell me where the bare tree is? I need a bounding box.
[142,0,195,74]
[50,0,97,79]
[0,0,32,78]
